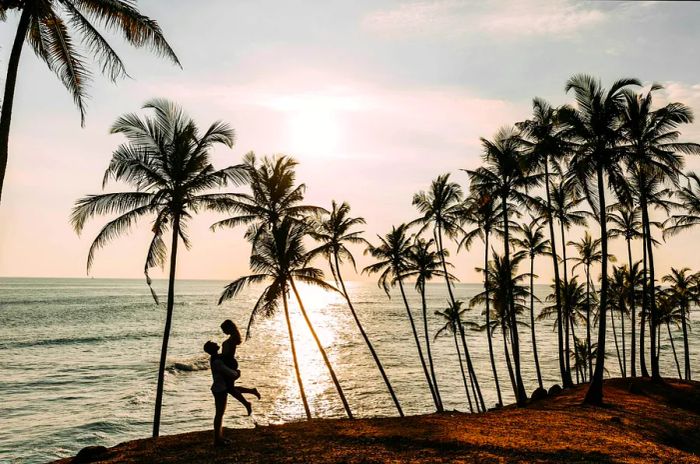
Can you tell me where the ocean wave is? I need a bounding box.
[0,332,156,350]
[167,357,209,372]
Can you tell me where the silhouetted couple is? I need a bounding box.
[204,319,260,445]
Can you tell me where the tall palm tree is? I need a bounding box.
[364,224,440,410]
[0,1,180,203]
[569,232,603,381]
[403,237,449,411]
[460,192,505,407]
[467,127,540,405]
[517,97,574,388]
[308,201,403,416]
[218,218,345,420]
[607,203,642,376]
[661,267,699,381]
[560,74,640,404]
[71,99,245,437]
[620,85,700,380]
[512,216,550,390]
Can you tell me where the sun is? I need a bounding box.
[287,107,341,158]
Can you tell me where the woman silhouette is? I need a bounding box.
[220,319,261,415]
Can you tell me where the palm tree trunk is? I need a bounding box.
[283,287,311,419]
[544,165,572,388]
[0,7,32,204]
[667,322,682,379]
[681,305,691,381]
[641,198,660,380]
[153,215,180,437]
[332,256,403,416]
[289,278,353,419]
[453,331,474,413]
[610,303,623,376]
[570,314,579,385]
[627,237,637,377]
[559,222,572,378]
[586,265,592,382]
[501,193,527,405]
[483,231,503,406]
[584,165,609,405]
[501,321,517,397]
[459,321,485,412]
[420,281,443,411]
[398,278,440,410]
[621,303,627,378]
[640,226,649,377]
[530,256,543,390]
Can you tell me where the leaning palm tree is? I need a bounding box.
[517,97,574,388]
[71,99,245,437]
[308,200,404,416]
[467,127,540,405]
[403,237,449,412]
[512,216,550,390]
[607,203,642,377]
[219,218,348,420]
[661,268,699,381]
[364,224,440,410]
[620,85,700,380]
[559,74,641,404]
[0,1,180,203]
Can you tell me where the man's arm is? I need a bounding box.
[213,358,240,381]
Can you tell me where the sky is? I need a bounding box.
[2,0,700,284]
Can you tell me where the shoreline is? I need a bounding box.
[54,378,700,463]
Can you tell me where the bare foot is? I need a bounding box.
[244,400,252,416]
[253,388,261,400]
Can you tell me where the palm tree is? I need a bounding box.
[661,268,699,381]
[560,74,641,404]
[363,224,440,410]
[308,201,403,416]
[467,127,540,405]
[607,203,642,376]
[608,265,631,377]
[403,237,448,411]
[460,192,504,407]
[517,97,574,388]
[71,99,245,437]
[656,289,684,379]
[0,1,180,203]
[435,300,479,413]
[512,216,550,390]
[218,218,346,420]
[569,231,603,381]
[620,85,700,380]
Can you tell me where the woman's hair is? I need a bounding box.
[221,319,242,346]
[203,341,218,355]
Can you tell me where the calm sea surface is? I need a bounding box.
[1,277,697,463]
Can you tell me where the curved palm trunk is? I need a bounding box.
[483,231,503,406]
[585,166,609,405]
[420,281,443,411]
[289,279,353,419]
[501,193,527,405]
[398,278,440,410]
[627,237,637,377]
[453,331,474,413]
[501,321,517,395]
[283,288,312,419]
[544,165,572,388]
[621,304,627,378]
[529,256,543,389]
[681,306,691,381]
[153,216,180,437]
[459,321,485,412]
[667,322,682,379]
[641,198,660,380]
[559,222,572,378]
[610,304,623,376]
[0,7,32,204]
[585,265,592,382]
[640,227,649,377]
[333,256,403,417]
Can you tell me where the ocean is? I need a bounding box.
[0,277,696,463]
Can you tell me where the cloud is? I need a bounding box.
[362,0,608,40]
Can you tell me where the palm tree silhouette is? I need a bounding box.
[467,127,539,405]
[308,200,404,416]
[0,1,180,203]
[661,267,699,381]
[517,97,574,388]
[71,99,245,437]
[559,74,640,404]
[364,224,440,411]
[655,288,684,379]
[608,265,631,377]
[218,218,348,419]
[607,203,642,376]
[512,216,550,390]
